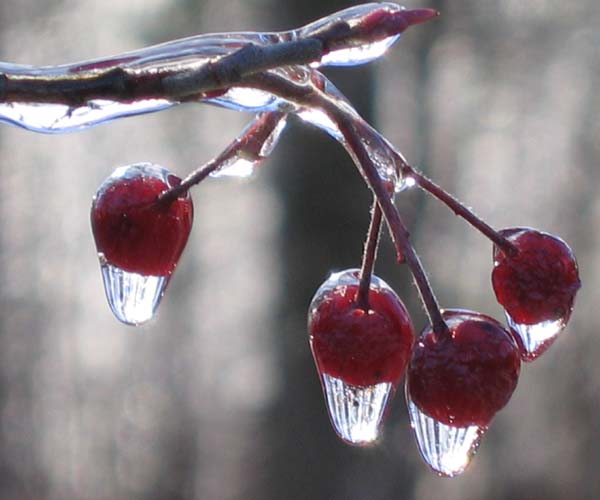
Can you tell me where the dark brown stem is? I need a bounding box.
[356,199,382,311]
[398,163,518,256]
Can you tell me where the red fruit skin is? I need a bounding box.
[309,283,414,387]
[407,310,521,428]
[492,227,580,325]
[91,175,193,276]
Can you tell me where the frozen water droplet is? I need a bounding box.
[317,36,401,67]
[210,113,288,179]
[406,387,486,477]
[99,259,169,326]
[205,87,280,113]
[505,313,565,361]
[298,2,404,67]
[396,174,416,193]
[258,114,288,157]
[322,373,392,445]
[360,135,400,190]
[0,99,174,133]
[210,156,257,179]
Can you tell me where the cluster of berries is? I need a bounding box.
[308,227,579,475]
[91,161,579,476]
[1,0,578,477]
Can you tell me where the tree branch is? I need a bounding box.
[0,6,437,106]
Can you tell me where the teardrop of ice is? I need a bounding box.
[204,87,280,113]
[317,37,401,67]
[360,134,400,191]
[258,113,288,157]
[210,113,288,179]
[322,373,393,445]
[209,156,257,179]
[297,2,403,67]
[99,258,169,326]
[406,387,486,477]
[0,99,174,134]
[505,312,566,362]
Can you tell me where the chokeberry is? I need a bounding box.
[91,163,193,277]
[308,269,414,388]
[492,227,580,326]
[407,309,521,428]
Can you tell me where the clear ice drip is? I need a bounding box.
[505,313,566,361]
[210,112,288,178]
[406,387,485,477]
[322,374,393,445]
[100,260,169,326]
[0,3,406,133]
[298,3,404,66]
[0,99,175,134]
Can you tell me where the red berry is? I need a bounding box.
[407,309,521,428]
[91,163,193,276]
[492,227,580,326]
[308,270,414,388]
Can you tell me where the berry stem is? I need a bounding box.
[397,163,518,256]
[356,199,383,312]
[158,112,285,204]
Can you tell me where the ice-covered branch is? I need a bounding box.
[0,4,436,133]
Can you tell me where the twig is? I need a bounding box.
[356,199,383,312]
[158,111,286,204]
[395,162,518,256]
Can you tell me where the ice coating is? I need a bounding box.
[100,260,169,326]
[0,3,431,132]
[406,385,485,477]
[506,314,566,361]
[290,69,403,190]
[209,112,288,179]
[322,374,393,445]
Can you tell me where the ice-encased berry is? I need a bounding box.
[407,309,521,428]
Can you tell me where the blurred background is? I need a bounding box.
[0,0,599,499]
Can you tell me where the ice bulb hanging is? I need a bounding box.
[492,227,580,360]
[91,163,193,325]
[308,269,414,445]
